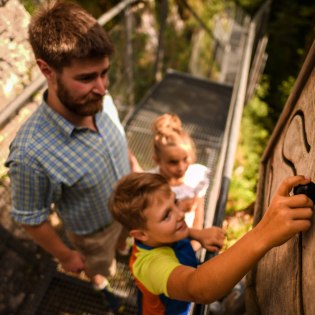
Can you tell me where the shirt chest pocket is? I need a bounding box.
[51,149,116,194]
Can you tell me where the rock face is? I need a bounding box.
[0,0,41,177]
[0,4,47,313]
[0,0,39,110]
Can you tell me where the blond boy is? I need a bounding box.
[110,173,313,315]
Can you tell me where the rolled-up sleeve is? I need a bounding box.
[8,162,55,225]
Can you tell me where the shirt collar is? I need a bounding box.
[135,239,183,250]
[41,91,101,137]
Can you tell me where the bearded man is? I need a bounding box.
[5,2,140,312]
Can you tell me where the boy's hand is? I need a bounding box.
[256,175,314,249]
[189,226,225,252]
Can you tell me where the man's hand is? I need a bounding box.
[58,249,86,274]
[23,222,86,274]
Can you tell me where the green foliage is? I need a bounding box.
[227,80,271,213]
[231,0,264,14]
[224,216,253,249]
[107,15,156,105]
[263,1,315,125]
[76,0,121,18]
[278,75,296,108]
[160,21,192,74]
[20,0,38,14]
[232,0,315,130]
[107,0,228,105]
[227,0,315,215]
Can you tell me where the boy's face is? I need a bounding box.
[156,144,191,183]
[134,191,189,247]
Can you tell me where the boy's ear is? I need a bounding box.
[130,229,148,242]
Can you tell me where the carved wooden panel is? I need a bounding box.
[246,41,315,315]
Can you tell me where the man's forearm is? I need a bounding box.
[23,221,85,273]
[23,221,72,261]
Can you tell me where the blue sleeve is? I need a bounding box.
[8,162,57,225]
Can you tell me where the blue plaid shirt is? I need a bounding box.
[5,94,130,235]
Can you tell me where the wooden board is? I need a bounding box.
[246,41,315,315]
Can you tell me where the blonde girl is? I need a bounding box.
[150,113,221,251]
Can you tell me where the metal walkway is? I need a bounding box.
[20,256,138,315]
[124,70,233,221]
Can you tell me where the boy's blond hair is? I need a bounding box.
[109,173,172,230]
[152,113,196,162]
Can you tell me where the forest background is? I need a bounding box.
[20,0,315,222]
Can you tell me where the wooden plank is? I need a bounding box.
[246,41,315,314]
[301,66,315,315]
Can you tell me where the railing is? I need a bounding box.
[191,1,271,313]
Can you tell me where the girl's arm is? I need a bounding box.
[181,196,209,251]
[128,149,143,172]
[189,226,224,252]
[192,196,205,230]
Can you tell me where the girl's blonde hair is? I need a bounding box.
[152,113,196,162]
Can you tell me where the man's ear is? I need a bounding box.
[36,59,55,81]
[130,229,148,242]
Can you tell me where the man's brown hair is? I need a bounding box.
[29,1,114,70]
[109,173,172,231]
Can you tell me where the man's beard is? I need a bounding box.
[56,78,103,117]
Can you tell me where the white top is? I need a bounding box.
[102,92,125,136]
[149,164,210,227]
